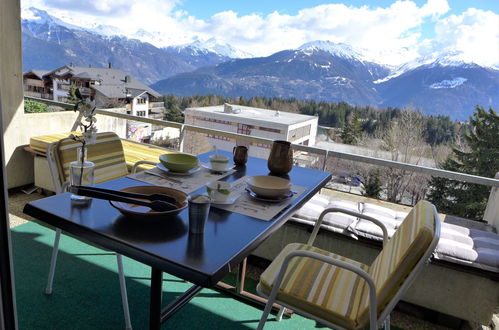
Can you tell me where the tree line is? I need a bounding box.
[162,94,457,146]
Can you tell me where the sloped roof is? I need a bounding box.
[23,70,50,80]
[46,65,161,98]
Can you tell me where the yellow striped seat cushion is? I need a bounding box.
[57,132,129,184]
[258,243,369,329]
[356,200,436,326]
[30,132,80,153]
[30,133,172,172]
[121,139,171,172]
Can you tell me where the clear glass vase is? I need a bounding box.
[69,146,95,204]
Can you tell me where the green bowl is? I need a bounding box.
[159,153,199,173]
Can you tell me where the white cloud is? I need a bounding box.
[428,8,499,67]
[20,0,499,67]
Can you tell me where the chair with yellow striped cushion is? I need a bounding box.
[45,132,132,330]
[52,132,129,189]
[257,200,440,330]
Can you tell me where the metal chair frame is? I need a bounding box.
[45,137,157,330]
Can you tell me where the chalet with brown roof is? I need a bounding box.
[23,64,162,118]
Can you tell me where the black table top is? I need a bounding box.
[24,151,331,287]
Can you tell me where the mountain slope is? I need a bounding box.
[153,43,390,106]
[22,8,198,84]
[378,63,499,120]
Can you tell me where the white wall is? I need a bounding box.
[132,95,148,116]
[1,0,27,189]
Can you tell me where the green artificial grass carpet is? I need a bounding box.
[11,221,319,329]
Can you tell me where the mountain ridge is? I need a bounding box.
[21,7,499,120]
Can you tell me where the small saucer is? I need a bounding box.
[202,164,236,173]
[210,192,240,205]
[157,163,201,176]
[245,188,293,203]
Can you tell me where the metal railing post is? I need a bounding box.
[178,124,186,152]
[484,172,499,231]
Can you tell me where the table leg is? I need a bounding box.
[149,268,163,330]
[235,258,247,294]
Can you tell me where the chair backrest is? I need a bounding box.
[47,132,129,193]
[356,200,440,325]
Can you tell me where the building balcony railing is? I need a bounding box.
[24,91,52,99]
[149,101,165,108]
[24,78,45,87]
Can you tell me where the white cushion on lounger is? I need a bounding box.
[360,202,398,219]
[435,227,499,273]
[291,193,499,273]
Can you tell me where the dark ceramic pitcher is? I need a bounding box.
[267,140,292,175]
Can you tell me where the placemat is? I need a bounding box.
[127,164,236,194]
[212,176,307,221]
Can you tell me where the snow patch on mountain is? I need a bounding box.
[169,38,253,59]
[374,49,496,84]
[298,41,365,61]
[21,7,85,32]
[430,77,467,89]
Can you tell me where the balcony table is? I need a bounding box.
[23,151,331,329]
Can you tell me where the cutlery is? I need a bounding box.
[72,186,177,204]
[144,170,183,184]
[71,186,178,212]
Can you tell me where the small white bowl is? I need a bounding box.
[209,154,230,171]
[246,175,291,198]
[206,181,231,202]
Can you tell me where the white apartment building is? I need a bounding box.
[184,104,318,158]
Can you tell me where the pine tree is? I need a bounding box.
[428,106,499,220]
[340,112,362,145]
[363,169,382,199]
[163,95,184,123]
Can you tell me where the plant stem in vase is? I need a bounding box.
[70,144,95,204]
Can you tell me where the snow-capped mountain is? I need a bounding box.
[20,7,499,120]
[152,41,391,106]
[163,38,253,68]
[378,61,499,120]
[298,41,366,62]
[152,41,498,120]
[21,7,85,34]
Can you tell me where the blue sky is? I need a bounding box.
[181,0,498,20]
[22,0,499,66]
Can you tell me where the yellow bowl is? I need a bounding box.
[159,153,199,173]
[246,175,291,198]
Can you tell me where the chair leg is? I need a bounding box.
[276,307,286,321]
[257,299,275,330]
[116,254,132,330]
[383,314,391,330]
[45,229,61,295]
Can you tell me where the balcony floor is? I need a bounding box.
[7,188,462,329]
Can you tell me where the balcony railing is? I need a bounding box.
[24,91,52,99]
[149,101,165,108]
[25,96,499,189]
